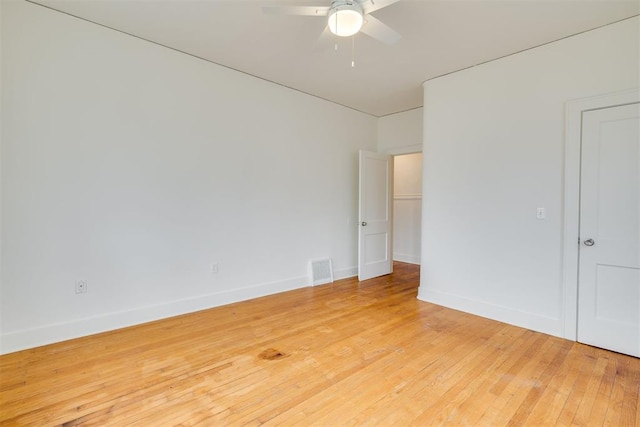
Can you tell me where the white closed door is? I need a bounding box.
[358,150,393,281]
[578,102,640,358]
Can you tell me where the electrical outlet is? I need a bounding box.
[75,280,87,294]
[211,263,219,274]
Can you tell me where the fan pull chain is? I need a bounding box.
[351,35,355,68]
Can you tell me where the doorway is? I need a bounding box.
[393,153,422,265]
[357,150,423,281]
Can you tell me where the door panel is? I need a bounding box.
[578,102,640,357]
[358,150,392,281]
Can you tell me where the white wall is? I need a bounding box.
[377,108,423,155]
[0,0,4,344]
[393,153,422,264]
[378,109,423,265]
[0,1,377,354]
[419,17,639,337]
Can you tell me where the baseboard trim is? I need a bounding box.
[393,253,421,265]
[333,266,358,281]
[0,275,309,355]
[417,287,561,338]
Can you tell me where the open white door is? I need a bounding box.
[358,150,393,281]
[577,102,640,358]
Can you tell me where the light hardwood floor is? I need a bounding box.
[1,262,639,426]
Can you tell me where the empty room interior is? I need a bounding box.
[1,0,639,425]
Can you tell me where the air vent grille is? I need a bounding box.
[309,258,334,286]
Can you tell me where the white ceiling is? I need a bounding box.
[31,0,639,117]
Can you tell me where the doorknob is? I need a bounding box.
[361,221,367,226]
[584,238,595,246]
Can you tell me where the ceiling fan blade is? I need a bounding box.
[360,0,401,15]
[360,15,401,45]
[262,5,329,16]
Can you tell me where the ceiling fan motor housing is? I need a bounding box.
[328,0,364,37]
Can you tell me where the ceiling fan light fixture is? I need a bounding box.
[328,2,364,37]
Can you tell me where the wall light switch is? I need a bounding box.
[536,208,546,220]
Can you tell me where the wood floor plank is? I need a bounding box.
[604,356,630,427]
[470,334,557,426]
[620,353,640,427]
[571,355,610,426]
[524,343,587,425]
[585,355,617,426]
[451,330,558,425]
[408,327,533,425]
[504,339,570,426]
[554,346,602,426]
[267,311,500,425]
[352,324,513,425]
[1,262,639,426]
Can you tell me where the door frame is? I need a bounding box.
[562,88,639,340]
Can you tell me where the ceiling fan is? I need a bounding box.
[263,0,402,45]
